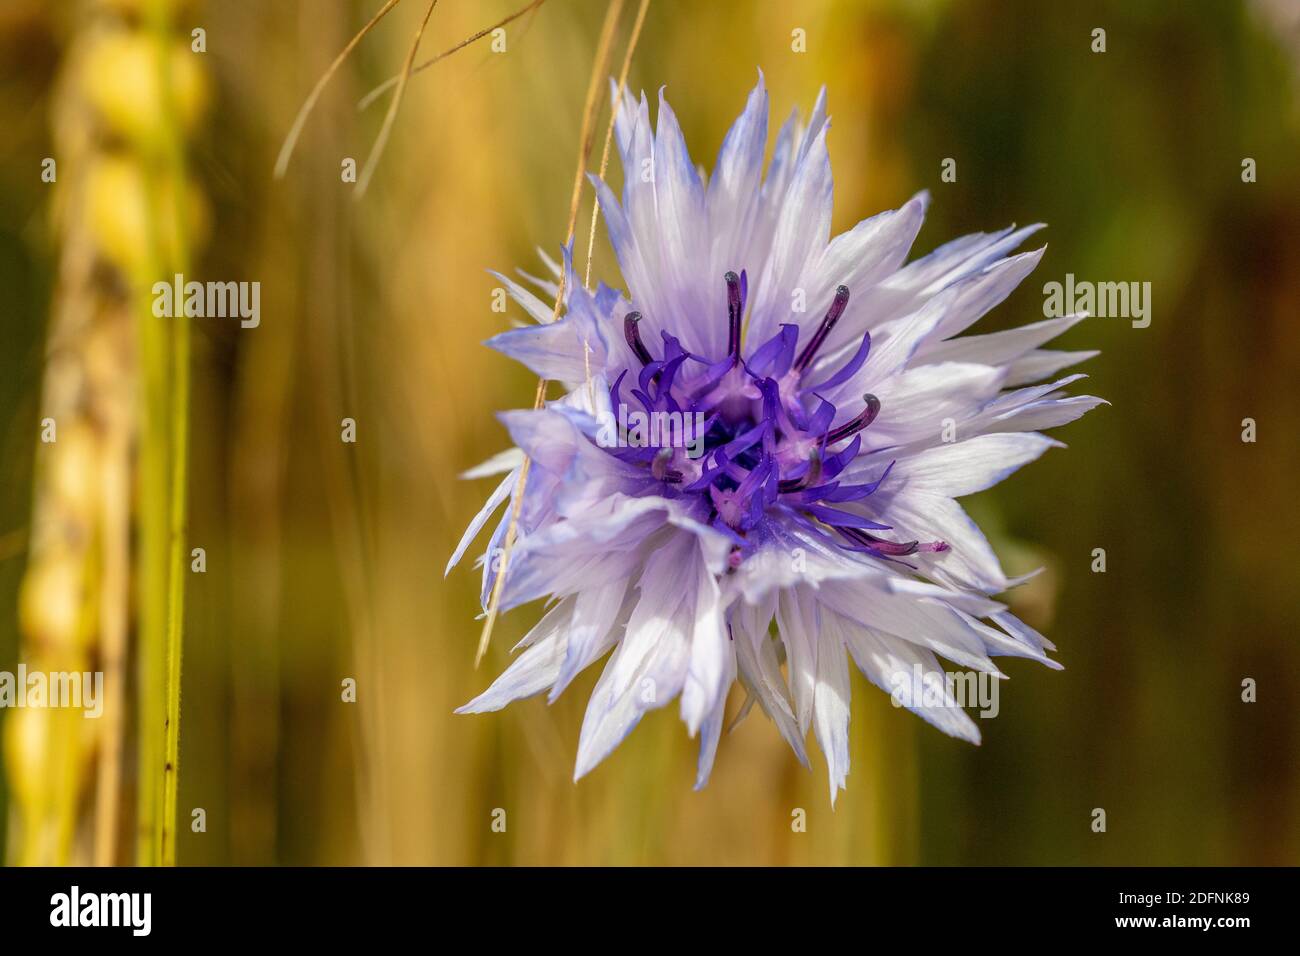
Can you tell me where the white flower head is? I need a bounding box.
[450,74,1103,802]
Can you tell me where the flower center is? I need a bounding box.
[603,273,946,564]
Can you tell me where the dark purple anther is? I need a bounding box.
[825,394,881,444]
[724,271,744,359]
[863,536,920,557]
[841,527,920,557]
[794,285,851,374]
[624,311,654,366]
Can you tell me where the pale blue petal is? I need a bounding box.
[487,269,554,324]
[839,617,982,744]
[894,432,1061,498]
[549,578,630,702]
[455,600,573,713]
[775,586,821,734]
[1005,348,1101,386]
[813,615,852,805]
[445,470,516,576]
[917,312,1086,367]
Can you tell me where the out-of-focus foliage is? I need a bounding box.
[0,0,1297,865]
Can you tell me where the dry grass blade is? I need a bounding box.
[584,0,651,291]
[474,0,628,668]
[274,0,404,180]
[356,0,440,198]
[357,0,548,112]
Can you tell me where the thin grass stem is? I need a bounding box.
[357,0,548,111]
[274,0,404,180]
[147,0,194,867]
[583,0,651,291]
[475,0,628,667]
[355,0,440,198]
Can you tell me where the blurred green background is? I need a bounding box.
[1,0,1297,865]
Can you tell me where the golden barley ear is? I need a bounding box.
[8,0,209,868]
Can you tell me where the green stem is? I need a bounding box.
[160,270,189,867]
[136,0,192,866]
[134,278,169,866]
